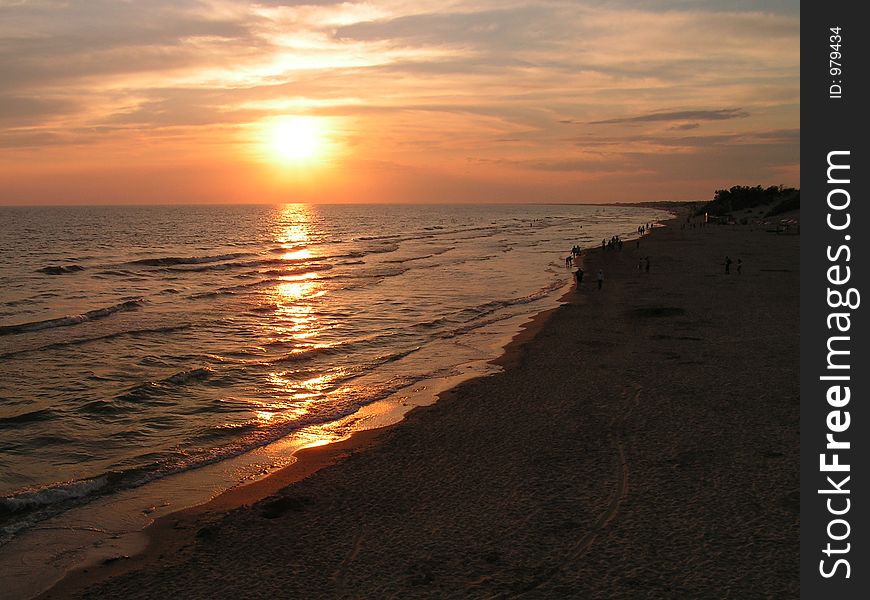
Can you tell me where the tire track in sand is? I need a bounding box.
[506,384,641,599]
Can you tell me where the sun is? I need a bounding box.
[269,116,325,163]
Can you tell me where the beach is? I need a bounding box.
[44,212,800,599]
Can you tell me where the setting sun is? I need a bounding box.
[270,117,325,163]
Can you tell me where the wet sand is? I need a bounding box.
[45,213,799,599]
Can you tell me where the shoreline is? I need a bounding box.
[39,273,574,600]
[5,207,663,600]
[37,212,659,599]
[44,205,800,598]
[36,217,657,599]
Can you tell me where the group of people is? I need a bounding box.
[569,223,657,291]
[573,266,605,290]
[565,245,583,267]
[637,256,651,273]
[567,222,743,297]
[724,256,743,274]
[601,235,623,251]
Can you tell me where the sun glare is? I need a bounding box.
[270,116,325,163]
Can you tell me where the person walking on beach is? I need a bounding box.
[575,268,584,287]
[597,269,604,290]
[724,256,732,274]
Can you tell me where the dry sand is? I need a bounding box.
[44,213,799,599]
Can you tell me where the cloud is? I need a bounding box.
[335,5,569,47]
[0,0,800,203]
[590,109,749,125]
[669,123,699,131]
[0,95,78,123]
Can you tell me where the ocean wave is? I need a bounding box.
[336,265,408,280]
[127,252,255,267]
[269,332,407,365]
[191,273,307,298]
[191,422,259,444]
[1,367,425,545]
[93,269,137,277]
[382,246,455,264]
[115,367,214,403]
[442,313,523,339]
[77,399,130,416]
[358,242,400,255]
[354,234,401,241]
[271,345,345,364]
[408,279,566,337]
[0,299,144,337]
[161,257,287,273]
[374,346,421,365]
[0,477,108,517]
[189,262,400,299]
[0,468,153,545]
[0,408,56,427]
[410,316,451,330]
[0,324,192,359]
[165,367,213,385]
[455,279,566,321]
[256,264,335,278]
[37,265,85,275]
[175,257,332,278]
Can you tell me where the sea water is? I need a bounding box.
[0,203,666,560]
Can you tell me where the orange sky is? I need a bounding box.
[0,0,799,205]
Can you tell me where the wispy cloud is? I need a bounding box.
[0,0,799,203]
[590,109,749,125]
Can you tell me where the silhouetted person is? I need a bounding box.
[724,256,732,274]
[575,268,584,286]
[597,269,604,290]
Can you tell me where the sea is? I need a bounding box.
[0,203,667,596]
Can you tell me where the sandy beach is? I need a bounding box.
[44,211,799,599]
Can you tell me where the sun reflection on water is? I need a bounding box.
[256,204,339,424]
[275,207,313,245]
[276,279,321,303]
[281,248,312,261]
[271,204,325,331]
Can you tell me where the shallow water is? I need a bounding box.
[0,203,665,544]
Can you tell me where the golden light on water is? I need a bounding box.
[276,279,324,304]
[281,248,313,261]
[276,223,310,245]
[273,208,323,324]
[256,370,348,424]
[257,203,340,423]
[255,410,276,422]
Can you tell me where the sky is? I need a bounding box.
[0,0,799,205]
